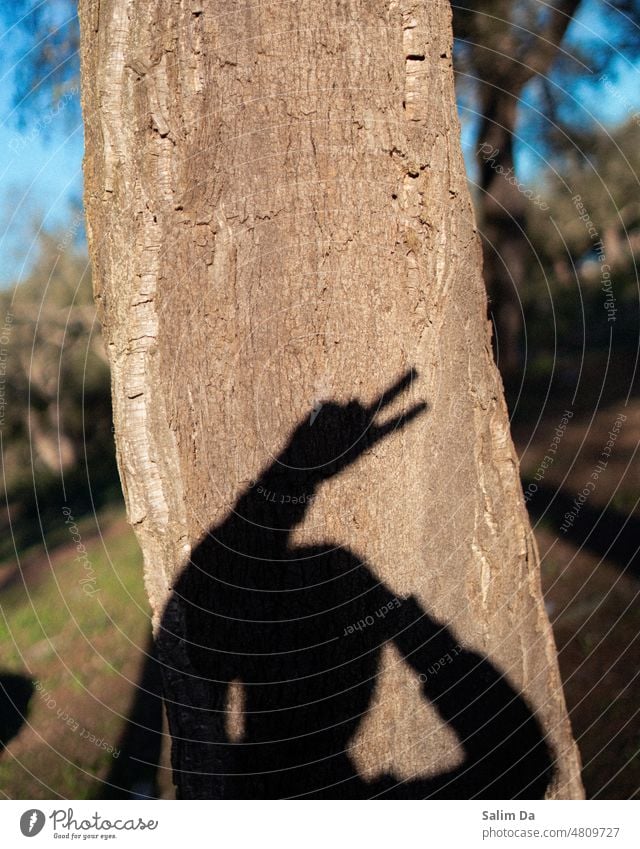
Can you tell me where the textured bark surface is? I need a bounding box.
[79,0,583,798]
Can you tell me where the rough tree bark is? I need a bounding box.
[79,0,583,798]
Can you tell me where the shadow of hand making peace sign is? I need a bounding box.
[160,370,553,799]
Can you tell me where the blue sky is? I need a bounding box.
[1,0,640,285]
[458,1,640,182]
[0,5,83,286]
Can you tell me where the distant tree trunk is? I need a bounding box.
[456,0,582,382]
[79,0,583,798]
[476,90,529,381]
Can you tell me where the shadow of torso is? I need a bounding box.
[181,538,394,798]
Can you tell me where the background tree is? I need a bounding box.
[454,0,580,379]
[78,0,582,797]
[0,226,117,559]
[452,0,640,382]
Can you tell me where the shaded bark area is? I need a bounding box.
[79,0,582,797]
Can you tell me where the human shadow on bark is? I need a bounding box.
[157,370,554,799]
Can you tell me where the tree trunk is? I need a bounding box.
[460,1,581,384]
[79,0,583,799]
[476,90,529,382]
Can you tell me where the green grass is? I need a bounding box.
[0,509,154,799]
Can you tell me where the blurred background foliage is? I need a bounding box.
[0,0,638,800]
[0,226,118,561]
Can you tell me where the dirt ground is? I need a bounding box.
[515,397,640,798]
